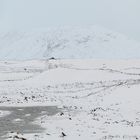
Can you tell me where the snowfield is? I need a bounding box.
[0,59,140,140]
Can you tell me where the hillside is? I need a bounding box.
[0,26,140,60]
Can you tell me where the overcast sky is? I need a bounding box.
[0,0,140,41]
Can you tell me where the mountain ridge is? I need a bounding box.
[0,26,140,60]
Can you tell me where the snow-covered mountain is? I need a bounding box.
[0,26,140,60]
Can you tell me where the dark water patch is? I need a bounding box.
[0,106,60,139]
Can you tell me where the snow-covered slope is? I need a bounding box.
[0,26,140,60]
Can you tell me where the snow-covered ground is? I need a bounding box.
[0,59,140,140]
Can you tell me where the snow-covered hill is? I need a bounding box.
[0,26,140,60]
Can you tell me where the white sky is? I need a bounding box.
[0,0,140,41]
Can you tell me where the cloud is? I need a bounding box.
[0,0,140,40]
